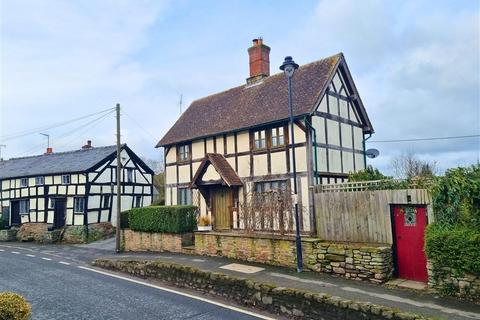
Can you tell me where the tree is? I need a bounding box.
[348,165,389,181]
[391,151,438,179]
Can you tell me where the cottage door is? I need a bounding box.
[212,187,232,230]
[53,198,67,229]
[10,201,21,226]
[393,205,428,282]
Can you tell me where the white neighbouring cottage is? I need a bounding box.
[0,142,154,229]
[156,39,374,235]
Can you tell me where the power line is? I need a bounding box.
[123,110,158,141]
[0,107,115,142]
[369,134,480,143]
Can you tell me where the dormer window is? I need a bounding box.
[254,130,266,149]
[177,144,190,162]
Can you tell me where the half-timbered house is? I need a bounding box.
[0,142,153,229]
[156,39,374,234]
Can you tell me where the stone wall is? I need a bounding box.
[0,229,17,241]
[428,262,480,301]
[93,259,428,320]
[122,229,193,253]
[195,232,392,283]
[16,223,60,243]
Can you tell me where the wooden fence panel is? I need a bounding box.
[315,189,431,244]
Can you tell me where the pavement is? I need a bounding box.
[1,238,480,320]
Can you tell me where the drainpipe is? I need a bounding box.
[363,133,372,169]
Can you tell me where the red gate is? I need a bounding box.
[392,205,428,282]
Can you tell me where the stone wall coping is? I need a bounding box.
[194,231,391,248]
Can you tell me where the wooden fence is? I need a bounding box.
[314,188,431,244]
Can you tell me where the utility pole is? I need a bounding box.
[115,104,122,253]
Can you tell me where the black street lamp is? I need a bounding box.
[280,56,302,272]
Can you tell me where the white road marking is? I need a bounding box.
[341,286,480,320]
[269,272,337,287]
[191,259,205,262]
[41,257,52,261]
[78,266,275,320]
[0,249,4,252]
[11,251,20,254]
[59,261,70,265]
[26,254,36,257]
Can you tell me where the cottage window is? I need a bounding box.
[178,144,190,161]
[35,176,44,185]
[19,200,29,214]
[20,178,28,187]
[271,127,285,147]
[126,168,133,183]
[102,195,110,209]
[62,175,70,185]
[254,130,266,149]
[74,197,85,213]
[255,180,287,193]
[49,198,55,209]
[178,188,192,205]
[135,195,142,208]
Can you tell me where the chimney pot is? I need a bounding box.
[247,37,270,85]
[45,147,53,155]
[82,140,93,149]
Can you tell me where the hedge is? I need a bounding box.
[128,206,197,234]
[0,292,31,320]
[425,223,480,274]
[120,211,130,229]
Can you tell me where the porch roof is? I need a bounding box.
[190,153,243,188]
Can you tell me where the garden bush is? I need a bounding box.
[128,206,197,234]
[0,292,31,320]
[425,223,480,274]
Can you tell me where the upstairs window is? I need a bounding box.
[254,130,266,149]
[62,175,70,185]
[271,127,285,147]
[19,200,29,214]
[35,176,44,186]
[74,197,85,213]
[177,144,190,161]
[178,188,192,205]
[20,178,28,187]
[127,168,133,183]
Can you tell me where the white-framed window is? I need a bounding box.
[255,180,287,193]
[62,175,71,185]
[271,126,285,147]
[102,195,110,209]
[135,195,142,208]
[19,200,29,214]
[73,197,85,213]
[35,176,44,185]
[127,168,133,183]
[177,144,190,161]
[254,130,266,149]
[20,178,28,187]
[178,188,192,205]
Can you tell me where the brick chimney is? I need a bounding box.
[82,140,92,149]
[45,147,53,155]
[247,38,270,85]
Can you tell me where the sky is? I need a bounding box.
[0,0,479,175]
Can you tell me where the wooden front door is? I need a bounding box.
[211,187,232,230]
[393,205,428,282]
[53,198,67,229]
[10,201,21,226]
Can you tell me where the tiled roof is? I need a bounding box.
[0,145,118,179]
[191,153,243,187]
[157,53,372,147]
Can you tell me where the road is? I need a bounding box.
[0,246,273,320]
